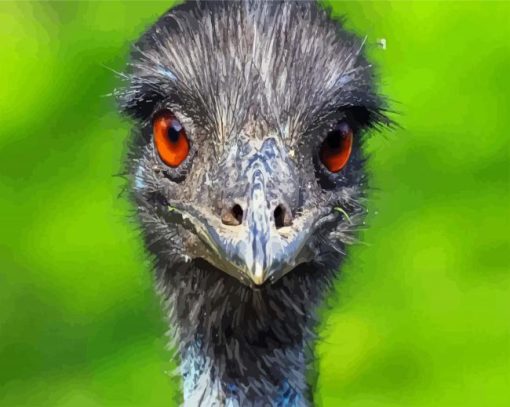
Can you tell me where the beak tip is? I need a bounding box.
[249,263,269,286]
[251,276,266,286]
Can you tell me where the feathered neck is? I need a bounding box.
[155,259,337,406]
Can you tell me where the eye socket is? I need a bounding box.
[319,121,353,173]
[152,110,190,168]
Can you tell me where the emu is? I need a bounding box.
[117,1,389,405]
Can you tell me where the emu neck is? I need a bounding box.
[181,336,307,406]
[157,261,336,406]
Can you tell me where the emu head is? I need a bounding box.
[118,1,388,288]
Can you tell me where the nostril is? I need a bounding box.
[222,204,244,226]
[274,205,284,228]
[274,204,292,229]
[232,204,243,224]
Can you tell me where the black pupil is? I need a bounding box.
[326,131,343,150]
[167,125,181,143]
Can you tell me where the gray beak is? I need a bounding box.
[166,186,323,288]
[244,168,271,284]
[165,138,333,287]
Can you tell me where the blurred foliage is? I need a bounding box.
[0,1,508,406]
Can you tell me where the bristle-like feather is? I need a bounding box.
[118,1,391,405]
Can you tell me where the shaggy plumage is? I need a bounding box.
[117,1,389,405]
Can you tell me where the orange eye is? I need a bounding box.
[153,110,190,168]
[319,121,353,173]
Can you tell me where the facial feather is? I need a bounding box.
[117,1,390,405]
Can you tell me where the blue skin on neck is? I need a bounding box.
[225,380,301,406]
[182,344,303,405]
[275,380,302,406]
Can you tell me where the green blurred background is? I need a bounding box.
[0,1,508,406]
